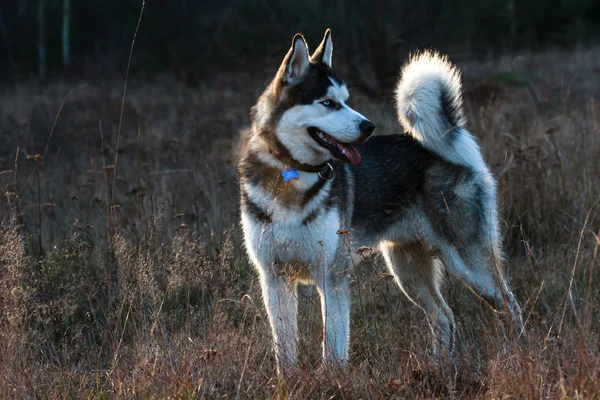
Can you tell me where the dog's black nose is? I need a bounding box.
[360,120,375,135]
[354,120,375,144]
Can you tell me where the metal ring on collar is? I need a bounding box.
[318,162,335,181]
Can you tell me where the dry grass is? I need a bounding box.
[1,47,599,398]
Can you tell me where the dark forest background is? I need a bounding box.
[1,1,600,398]
[1,0,600,82]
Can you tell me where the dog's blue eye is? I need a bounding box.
[321,100,335,107]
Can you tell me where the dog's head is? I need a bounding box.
[251,30,374,167]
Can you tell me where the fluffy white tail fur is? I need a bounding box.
[395,51,486,172]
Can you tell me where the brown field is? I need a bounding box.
[1,47,599,398]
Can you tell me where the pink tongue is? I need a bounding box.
[336,142,362,166]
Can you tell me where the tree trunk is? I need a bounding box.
[0,3,14,66]
[37,0,46,79]
[62,0,70,67]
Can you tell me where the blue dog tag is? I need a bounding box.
[281,169,300,183]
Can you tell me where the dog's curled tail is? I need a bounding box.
[395,51,485,171]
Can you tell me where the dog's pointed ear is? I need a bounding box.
[311,29,333,67]
[276,34,310,86]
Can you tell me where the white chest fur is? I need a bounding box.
[241,180,341,269]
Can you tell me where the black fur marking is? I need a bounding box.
[351,135,436,236]
[301,177,328,207]
[241,189,272,224]
[290,63,343,106]
[350,135,485,248]
[301,209,320,225]
[329,163,347,211]
[440,85,464,140]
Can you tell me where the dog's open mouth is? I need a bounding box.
[308,127,362,166]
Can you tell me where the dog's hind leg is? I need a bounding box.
[259,264,299,375]
[315,265,350,367]
[380,241,456,361]
[439,243,524,340]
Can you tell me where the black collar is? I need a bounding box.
[269,147,335,180]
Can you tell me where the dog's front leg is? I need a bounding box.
[315,266,350,367]
[259,263,298,376]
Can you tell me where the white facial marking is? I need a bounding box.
[274,79,369,165]
[327,77,349,101]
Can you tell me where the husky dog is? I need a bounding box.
[238,29,524,376]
